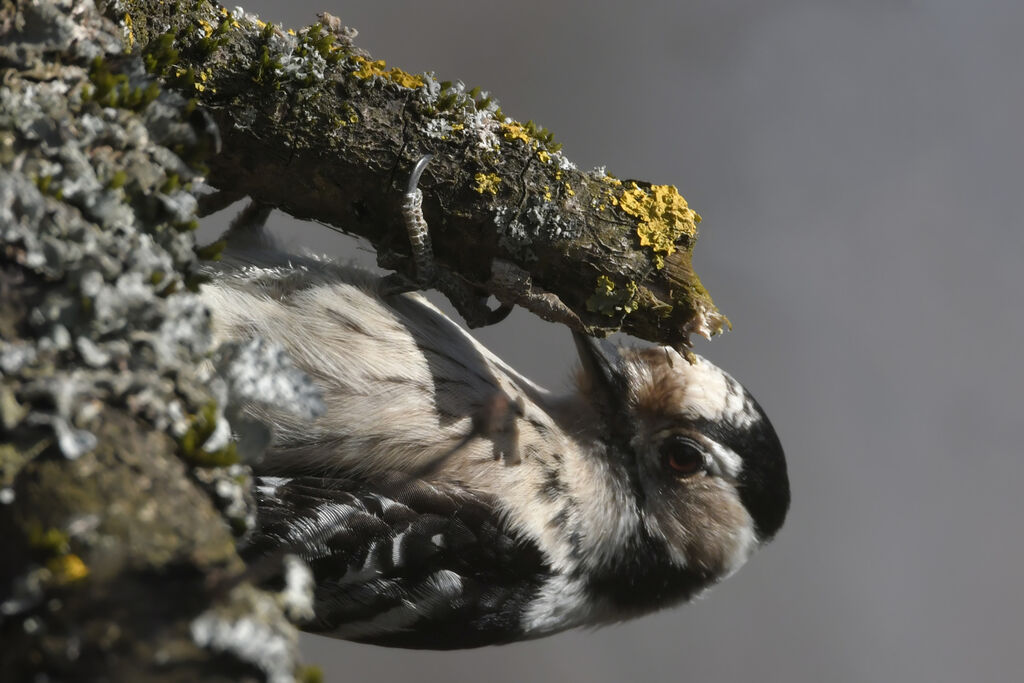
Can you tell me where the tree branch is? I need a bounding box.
[119,0,728,347]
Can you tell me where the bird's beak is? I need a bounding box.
[572,331,631,428]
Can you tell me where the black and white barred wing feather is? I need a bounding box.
[248,474,550,649]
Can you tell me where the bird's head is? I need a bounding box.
[573,333,790,590]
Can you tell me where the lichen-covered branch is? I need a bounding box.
[0,1,316,679]
[117,0,727,347]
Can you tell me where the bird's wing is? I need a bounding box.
[246,473,551,649]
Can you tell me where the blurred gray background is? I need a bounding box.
[200,1,1024,681]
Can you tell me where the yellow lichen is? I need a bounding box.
[501,122,533,145]
[194,68,215,94]
[215,8,241,30]
[47,554,90,584]
[123,14,135,51]
[618,183,701,267]
[474,172,502,195]
[537,149,551,163]
[350,56,425,89]
[564,182,575,197]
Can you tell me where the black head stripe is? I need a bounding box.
[734,398,789,540]
[687,391,789,540]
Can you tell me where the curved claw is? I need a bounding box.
[407,154,433,194]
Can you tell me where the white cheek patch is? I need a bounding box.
[705,441,744,480]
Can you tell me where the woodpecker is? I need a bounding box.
[200,159,790,649]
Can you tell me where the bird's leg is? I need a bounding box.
[380,155,515,325]
[401,154,437,287]
[381,154,437,295]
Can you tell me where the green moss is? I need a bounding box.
[194,14,234,57]
[298,666,324,683]
[432,80,459,112]
[178,401,239,467]
[107,170,127,189]
[85,56,123,104]
[84,57,160,111]
[297,22,346,66]
[523,119,560,151]
[252,43,283,86]
[126,81,161,110]
[259,20,276,42]
[28,524,70,554]
[143,32,180,77]
[34,174,53,195]
[160,173,180,194]
[194,239,226,261]
[170,65,197,93]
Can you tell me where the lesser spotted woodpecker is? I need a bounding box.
[200,159,790,649]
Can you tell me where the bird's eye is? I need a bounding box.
[660,436,706,477]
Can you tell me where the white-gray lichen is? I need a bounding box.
[190,584,304,683]
[493,196,584,261]
[279,554,315,622]
[1,0,308,678]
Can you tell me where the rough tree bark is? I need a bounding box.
[120,0,728,347]
[1,1,317,680]
[1,0,728,680]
